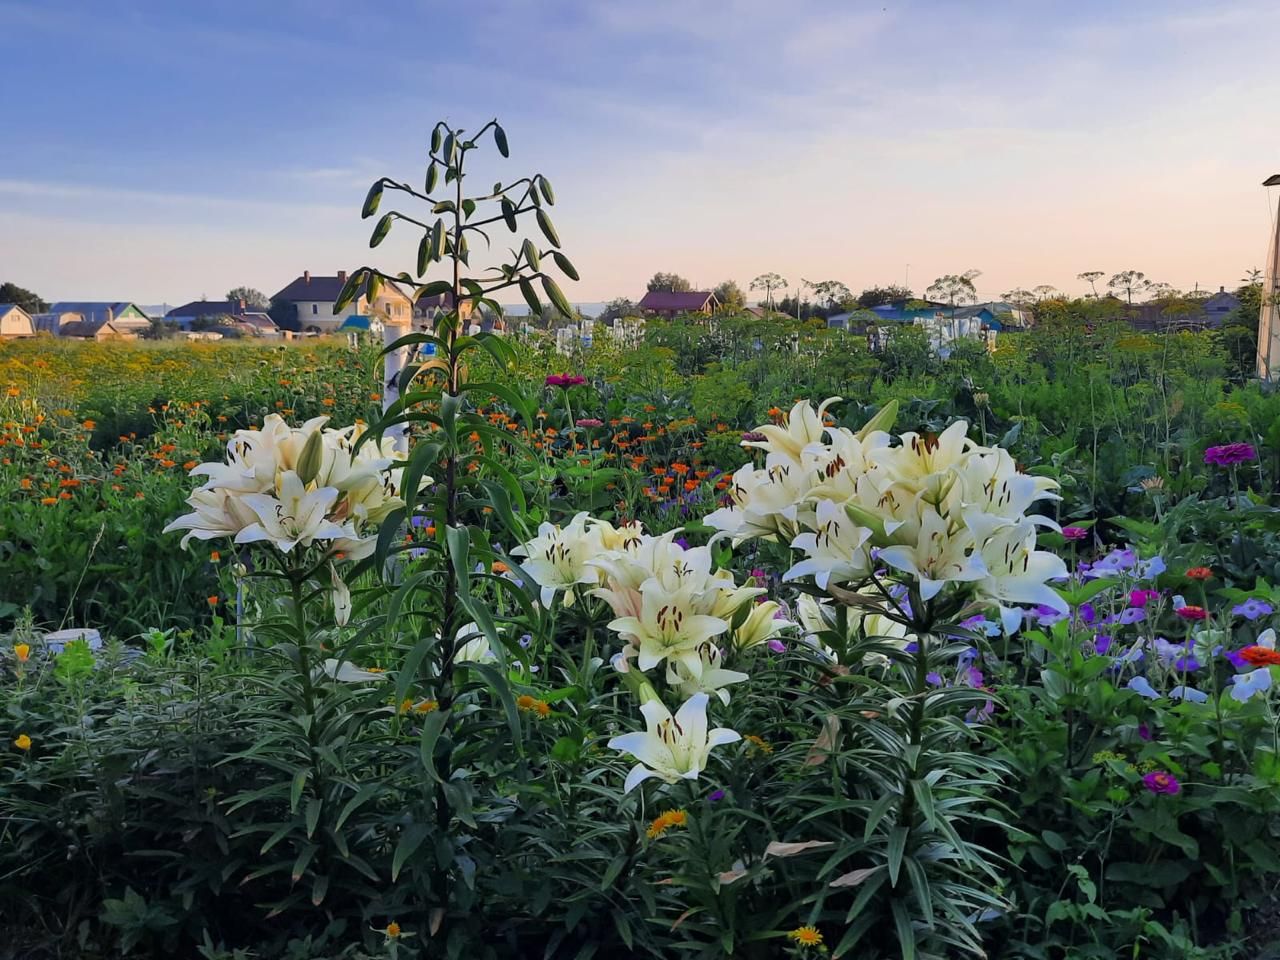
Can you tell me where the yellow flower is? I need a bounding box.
[14,644,29,663]
[744,734,773,755]
[385,921,401,938]
[14,734,32,751]
[646,809,689,839]
[517,695,552,719]
[787,926,823,948]
[398,698,415,715]
[414,700,438,714]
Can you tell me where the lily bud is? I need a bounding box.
[295,428,325,486]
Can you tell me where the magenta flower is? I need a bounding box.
[1061,526,1088,541]
[1142,770,1181,795]
[1129,589,1160,608]
[545,373,586,389]
[1204,443,1256,467]
[1175,605,1208,621]
[741,431,767,443]
[575,418,603,428]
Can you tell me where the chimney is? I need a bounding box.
[304,270,311,284]
[238,298,246,312]
[1220,285,1225,293]
[337,270,347,284]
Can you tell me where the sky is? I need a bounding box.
[2,0,1279,308]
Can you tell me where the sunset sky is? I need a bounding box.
[3,0,1279,307]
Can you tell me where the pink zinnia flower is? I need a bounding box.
[545,374,586,389]
[1204,443,1256,467]
[575,418,603,428]
[1061,526,1088,541]
[1175,605,1208,621]
[1142,770,1180,795]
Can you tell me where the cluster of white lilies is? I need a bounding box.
[518,398,1070,794]
[164,414,409,623]
[513,516,789,792]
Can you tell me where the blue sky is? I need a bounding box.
[2,0,1278,305]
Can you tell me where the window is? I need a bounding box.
[312,304,318,315]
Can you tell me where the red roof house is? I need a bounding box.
[637,290,719,317]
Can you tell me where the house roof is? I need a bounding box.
[0,303,30,316]
[239,312,277,330]
[637,290,717,312]
[273,273,411,304]
[339,315,373,330]
[47,302,148,324]
[166,299,252,318]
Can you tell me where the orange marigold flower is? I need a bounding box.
[14,734,32,751]
[1185,566,1213,581]
[646,809,689,839]
[58,491,72,500]
[210,551,221,562]
[14,644,30,662]
[183,460,197,470]
[207,596,219,606]
[19,478,31,489]
[491,561,510,575]
[788,926,823,948]
[385,921,401,938]
[82,420,95,430]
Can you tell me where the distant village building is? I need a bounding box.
[0,304,35,339]
[1128,287,1241,332]
[35,302,151,339]
[637,290,719,317]
[271,271,413,335]
[165,298,278,336]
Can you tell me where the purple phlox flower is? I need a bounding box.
[1033,604,1069,626]
[1142,771,1181,795]
[1117,607,1147,625]
[965,699,996,724]
[674,537,690,550]
[960,615,1001,637]
[1171,594,1187,611]
[1078,602,1098,626]
[1062,526,1088,541]
[1169,685,1207,703]
[767,638,786,654]
[1225,648,1250,670]
[1230,668,1273,703]
[518,633,533,649]
[1092,634,1113,656]
[1127,676,1160,699]
[926,671,945,687]
[1129,589,1161,608]
[410,514,433,529]
[958,646,980,666]
[574,417,603,428]
[1233,598,1275,622]
[1204,443,1256,467]
[965,666,985,687]
[1138,722,1152,741]
[1136,556,1166,580]
[904,641,919,654]
[741,431,767,443]
[708,789,726,803]
[1093,548,1138,576]
[749,567,766,580]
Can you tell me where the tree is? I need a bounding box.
[802,279,853,312]
[647,272,692,293]
[1077,271,1104,298]
[713,280,746,311]
[750,272,787,311]
[1001,288,1035,307]
[856,284,912,308]
[1107,270,1148,305]
[598,297,637,323]
[1032,284,1060,302]
[926,270,980,316]
[226,286,268,309]
[0,281,45,313]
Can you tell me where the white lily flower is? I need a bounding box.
[511,512,598,607]
[162,487,259,548]
[665,645,749,704]
[330,565,351,627]
[742,397,841,463]
[317,659,385,683]
[607,580,729,678]
[878,506,983,601]
[968,514,1069,632]
[234,471,351,553]
[732,600,794,649]
[607,692,741,792]
[785,497,873,589]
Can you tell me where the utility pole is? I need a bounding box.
[1258,175,1280,381]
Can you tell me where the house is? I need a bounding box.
[414,290,479,329]
[0,304,35,339]
[637,290,719,317]
[271,270,414,335]
[166,299,280,337]
[1201,286,1241,326]
[39,302,151,339]
[1128,288,1241,332]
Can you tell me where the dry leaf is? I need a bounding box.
[804,714,841,766]
[830,867,878,888]
[671,908,695,931]
[429,907,445,936]
[764,840,835,859]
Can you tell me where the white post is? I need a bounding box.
[1257,178,1280,381]
[383,319,411,454]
